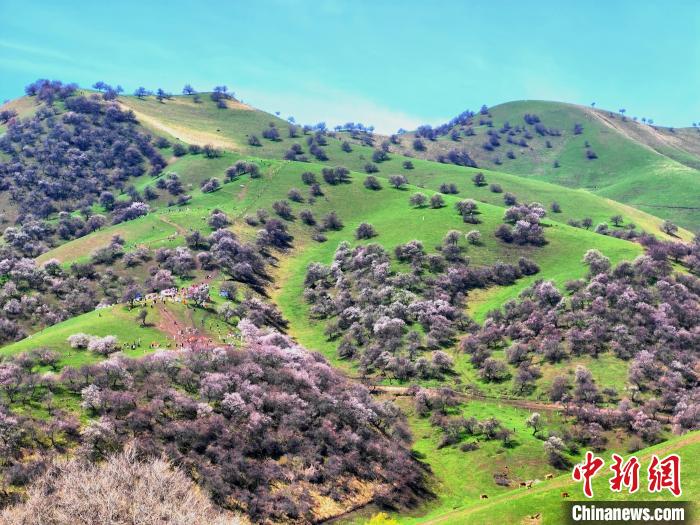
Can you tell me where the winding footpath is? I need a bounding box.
[370,384,561,412]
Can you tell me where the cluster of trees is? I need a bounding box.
[461,247,700,443]
[454,198,481,224]
[1,446,240,525]
[321,166,351,185]
[565,214,652,244]
[308,141,328,162]
[4,216,71,257]
[226,160,261,180]
[0,323,428,523]
[659,234,700,275]
[91,81,124,100]
[0,249,109,343]
[435,149,477,167]
[0,188,294,344]
[68,333,120,355]
[23,79,77,103]
[304,241,539,380]
[181,227,272,295]
[412,107,488,141]
[404,109,572,168]
[0,81,165,222]
[0,109,18,124]
[410,386,514,449]
[283,142,307,161]
[495,203,547,246]
[210,85,233,108]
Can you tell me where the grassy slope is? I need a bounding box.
[116,96,691,239]
[30,152,642,377]
[396,100,700,231]
[5,93,694,236]
[412,431,700,525]
[1,305,170,367]
[271,178,642,376]
[401,159,693,242]
[36,213,182,264]
[119,95,288,153]
[93,100,676,397]
[390,398,574,524]
[1,95,692,524]
[0,96,40,134]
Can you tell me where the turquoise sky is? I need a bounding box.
[1,0,698,132]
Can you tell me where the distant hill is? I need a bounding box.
[392,100,700,231]
[114,94,692,238]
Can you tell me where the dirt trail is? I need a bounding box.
[157,214,188,235]
[371,385,560,412]
[154,303,213,348]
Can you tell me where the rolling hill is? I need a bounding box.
[116,94,700,231]
[390,100,700,231]
[115,94,694,237]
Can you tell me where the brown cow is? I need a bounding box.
[545,473,554,480]
[561,492,570,498]
[480,494,489,499]
[519,482,527,487]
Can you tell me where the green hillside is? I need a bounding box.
[1,305,171,367]
[116,94,691,240]
[120,94,294,155]
[27,151,644,416]
[5,93,698,235]
[4,91,685,411]
[407,431,700,525]
[394,100,700,231]
[36,151,643,307]
[1,89,697,525]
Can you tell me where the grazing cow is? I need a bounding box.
[545,473,554,480]
[561,492,570,498]
[526,481,534,489]
[519,482,527,487]
[480,494,488,499]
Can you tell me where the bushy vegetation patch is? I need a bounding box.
[303,240,540,380]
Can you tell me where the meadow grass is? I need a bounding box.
[337,395,575,525]
[119,94,696,234]
[0,305,170,366]
[408,431,700,525]
[471,101,700,231]
[394,397,572,524]
[33,155,643,375]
